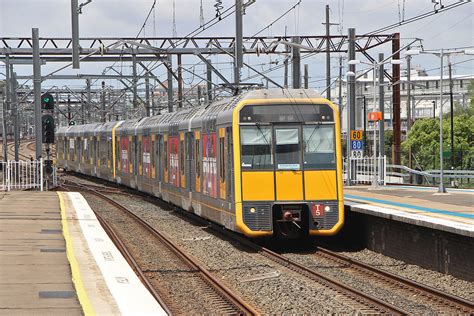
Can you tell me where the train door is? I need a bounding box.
[180,133,186,189]
[273,125,303,201]
[219,128,226,200]
[163,134,168,183]
[186,132,194,191]
[194,131,201,192]
[226,127,233,201]
[77,137,82,169]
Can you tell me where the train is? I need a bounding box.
[57,89,344,239]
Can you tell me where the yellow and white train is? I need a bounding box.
[57,89,344,239]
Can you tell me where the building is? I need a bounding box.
[333,68,473,135]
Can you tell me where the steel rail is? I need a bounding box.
[64,180,258,316]
[315,246,474,314]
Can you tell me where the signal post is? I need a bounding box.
[41,93,55,189]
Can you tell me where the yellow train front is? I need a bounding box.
[56,89,343,239]
[232,90,344,239]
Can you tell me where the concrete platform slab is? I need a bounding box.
[0,190,167,315]
[344,186,474,237]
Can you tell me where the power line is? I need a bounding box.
[136,0,157,38]
[251,0,301,37]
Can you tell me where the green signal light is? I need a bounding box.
[44,97,50,102]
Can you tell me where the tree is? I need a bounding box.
[403,115,474,170]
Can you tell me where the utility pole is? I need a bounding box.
[86,78,91,122]
[347,28,356,185]
[448,59,454,168]
[206,59,212,103]
[71,0,80,69]
[438,49,446,193]
[1,86,7,163]
[132,54,137,108]
[167,55,174,113]
[304,64,309,89]
[292,36,301,89]
[392,33,401,165]
[284,57,289,88]
[234,0,243,86]
[378,53,385,158]
[3,54,10,162]
[177,54,183,109]
[322,5,338,100]
[406,49,412,130]
[145,73,150,116]
[32,28,42,160]
[11,70,19,161]
[101,81,106,122]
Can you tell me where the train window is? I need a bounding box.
[303,125,336,169]
[240,126,273,170]
[275,127,301,170]
[195,138,200,177]
[219,136,225,182]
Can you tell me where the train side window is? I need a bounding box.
[219,136,225,182]
[195,138,200,177]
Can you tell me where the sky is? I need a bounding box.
[0,0,473,92]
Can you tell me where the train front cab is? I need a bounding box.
[233,98,344,239]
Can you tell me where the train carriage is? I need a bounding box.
[57,89,344,239]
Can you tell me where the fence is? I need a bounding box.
[343,156,387,185]
[343,155,474,188]
[386,165,474,187]
[0,159,43,191]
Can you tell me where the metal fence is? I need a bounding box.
[0,159,43,191]
[386,164,474,187]
[343,156,387,186]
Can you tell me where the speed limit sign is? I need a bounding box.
[351,150,363,158]
[350,130,363,140]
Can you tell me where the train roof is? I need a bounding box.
[58,89,326,136]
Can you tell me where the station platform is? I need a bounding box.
[0,191,166,315]
[344,185,474,237]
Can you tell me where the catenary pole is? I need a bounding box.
[71,0,80,69]
[438,49,446,193]
[234,0,243,86]
[32,28,42,160]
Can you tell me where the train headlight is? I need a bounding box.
[324,205,331,212]
[250,207,256,213]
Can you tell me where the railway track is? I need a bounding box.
[312,247,474,315]
[62,180,257,315]
[62,174,473,314]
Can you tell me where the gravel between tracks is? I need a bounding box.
[340,249,474,302]
[66,175,473,313]
[104,193,354,314]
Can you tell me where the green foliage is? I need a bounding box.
[403,115,474,170]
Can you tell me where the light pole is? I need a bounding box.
[348,58,402,187]
[405,48,473,193]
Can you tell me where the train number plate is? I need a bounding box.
[311,204,325,217]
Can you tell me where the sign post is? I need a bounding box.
[368,111,382,188]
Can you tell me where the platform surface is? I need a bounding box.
[0,191,82,315]
[344,186,474,237]
[0,191,166,315]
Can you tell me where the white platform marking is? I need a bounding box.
[67,192,167,316]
